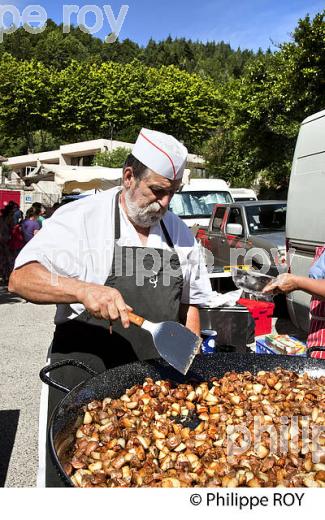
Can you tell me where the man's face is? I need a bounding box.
[124,170,181,227]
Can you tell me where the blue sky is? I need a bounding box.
[4,0,325,50]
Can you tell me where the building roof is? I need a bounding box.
[4,139,204,169]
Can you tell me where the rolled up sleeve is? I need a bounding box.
[178,242,212,305]
[14,208,83,279]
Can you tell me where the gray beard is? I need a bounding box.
[124,190,167,227]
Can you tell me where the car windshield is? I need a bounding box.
[245,203,287,234]
[169,191,232,218]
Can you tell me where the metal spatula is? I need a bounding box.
[128,312,202,375]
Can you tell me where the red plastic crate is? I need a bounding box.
[238,298,275,336]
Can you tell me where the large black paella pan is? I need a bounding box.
[40,349,325,486]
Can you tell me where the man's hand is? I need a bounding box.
[77,284,133,328]
[262,273,299,295]
[9,262,133,327]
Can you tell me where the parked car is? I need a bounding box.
[286,109,325,331]
[196,200,287,275]
[229,188,257,202]
[169,178,233,230]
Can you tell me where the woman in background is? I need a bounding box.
[21,207,41,243]
[32,202,46,227]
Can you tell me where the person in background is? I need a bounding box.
[46,202,61,218]
[263,247,325,358]
[0,207,11,284]
[11,202,23,225]
[21,207,41,243]
[7,204,24,271]
[2,201,17,221]
[0,202,20,283]
[32,202,46,227]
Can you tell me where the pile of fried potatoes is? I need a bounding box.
[65,369,325,487]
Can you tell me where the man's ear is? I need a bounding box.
[123,167,134,188]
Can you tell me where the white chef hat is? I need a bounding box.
[132,128,188,180]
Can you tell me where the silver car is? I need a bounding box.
[203,201,287,276]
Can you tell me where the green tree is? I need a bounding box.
[0,134,29,157]
[0,54,54,150]
[31,130,63,153]
[0,10,324,191]
[202,11,325,191]
[34,31,90,69]
[0,20,257,81]
[101,38,142,63]
[134,64,223,150]
[48,61,109,141]
[92,147,131,168]
[47,59,222,151]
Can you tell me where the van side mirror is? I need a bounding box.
[226,223,243,236]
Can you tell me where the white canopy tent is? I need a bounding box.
[24,164,123,194]
[42,164,123,193]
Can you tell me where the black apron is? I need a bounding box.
[45,192,183,486]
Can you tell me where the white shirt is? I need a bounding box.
[15,187,212,324]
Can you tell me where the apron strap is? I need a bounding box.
[114,190,175,248]
[160,219,174,248]
[114,191,121,240]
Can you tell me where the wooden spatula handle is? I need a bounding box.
[128,312,145,327]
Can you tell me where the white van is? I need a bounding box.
[286,109,325,331]
[230,188,257,201]
[169,178,233,228]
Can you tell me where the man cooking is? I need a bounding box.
[9,128,212,486]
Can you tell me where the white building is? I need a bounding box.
[5,138,205,176]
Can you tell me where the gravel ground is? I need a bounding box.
[0,286,55,487]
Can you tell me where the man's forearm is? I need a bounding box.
[180,304,201,336]
[9,262,87,304]
[9,262,133,327]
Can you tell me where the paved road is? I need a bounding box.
[0,286,55,487]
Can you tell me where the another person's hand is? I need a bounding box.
[262,273,299,295]
[77,284,133,328]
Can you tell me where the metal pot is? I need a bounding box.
[40,349,325,486]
